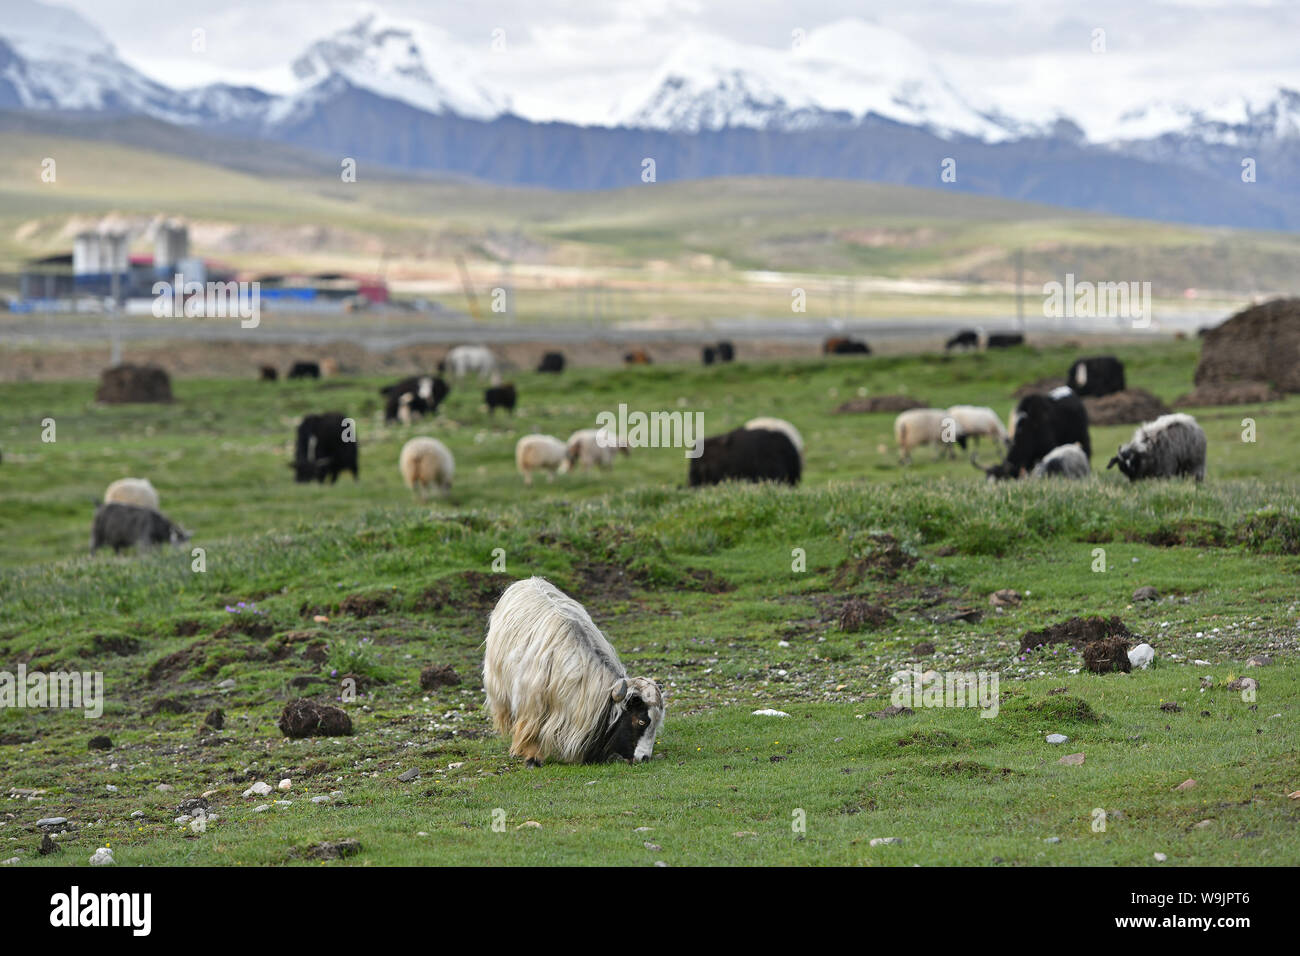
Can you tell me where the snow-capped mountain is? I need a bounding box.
[288,13,505,121]
[1109,86,1300,146]
[611,19,1031,141]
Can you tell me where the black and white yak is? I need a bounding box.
[1067,356,1126,397]
[1107,413,1207,482]
[381,375,449,424]
[688,427,801,487]
[982,389,1090,480]
[484,577,665,766]
[292,412,359,483]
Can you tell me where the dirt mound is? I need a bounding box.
[1083,388,1171,425]
[1174,381,1284,407]
[212,616,273,640]
[278,698,353,738]
[95,364,173,403]
[1083,636,1132,674]
[1013,376,1067,399]
[340,592,391,617]
[415,571,504,613]
[419,664,462,690]
[832,533,917,586]
[1019,615,1135,654]
[834,395,927,414]
[1193,298,1300,393]
[836,599,894,632]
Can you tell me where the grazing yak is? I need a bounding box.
[537,351,565,374]
[566,428,628,471]
[688,427,801,487]
[381,375,449,424]
[259,365,278,382]
[439,345,498,379]
[1067,356,1125,397]
[702,346,716,365]
[624,349,652,365]
[1107,413,1207,482]
[986,332,1025,349]
[894,408,967,464]
[91,502,188,554]
[1031,443,1091,479]
[983,390,1090,480]
[484,576,665,766]
[399,437,454,500]
[824,337,872,355]
[945,329,979,351]
[103,477,160,512]
[516,434,569,485]
[485,382,517,415]
[292,412,358,483]
[287,361,320,379]
[716,341,735,362]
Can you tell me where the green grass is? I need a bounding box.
[0,341,1297,866]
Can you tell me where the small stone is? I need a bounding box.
[1046,734,1069,745]
[1192,819,1214,829]
[989,589,1021,608]
[654,861,669,867]
[1287,791,1299,799]
[130,810,144,819]
[278,779,292,791]
[88,847,114,866]
[313,614,330,623]
[398,768,419,782]
[869,837,903,846]
[634,827,653,832]
[274,800,292,806]
[155,783,174,792]
[174,815,191,825]
[1059,752,1086,766]
[870,705,914,719]
[1154,852,1168,862]
[1132,586,1159,602]
[1173,778,1197,792]
[35,817,68,828]
[243,781,273,798]
[311,795,330,804]
[105,784,118,792]
[752,709,790,717]
[644,841,661,851]
[253,804,271,812]
[734,831,757,837]
[0,858,19,866]
[1044,836,1061,844]
[447,762,464,770]
[1246,655,1272,667]
[1226,677,1258,693]
[516,820,542,829]
[201,790,219,799]
[216,679,235,689]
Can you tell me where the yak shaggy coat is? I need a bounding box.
[483,577,665,766]
[1107,413,1207,481]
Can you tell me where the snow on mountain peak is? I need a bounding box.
[0,0,114,58]
[289,13,505,120]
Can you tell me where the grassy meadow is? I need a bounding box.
[0,339,1297,866]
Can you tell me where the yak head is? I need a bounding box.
[1106,447,1141,481]
[602,677,666,764]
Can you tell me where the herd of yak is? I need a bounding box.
[86,338,1207,555]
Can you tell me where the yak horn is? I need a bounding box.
[611,678,628,702]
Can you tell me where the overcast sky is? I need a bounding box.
[40,0,1300,130]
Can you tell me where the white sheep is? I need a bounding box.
[1031,442,1090,479]
[516,434,569,485]
[744,417,804,461]
[894,408,966,464]
[441,345,498,380]
[103,477,160,511]
[945,405,1008,452]
[565,428,627,471]
[399,437,454,500]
